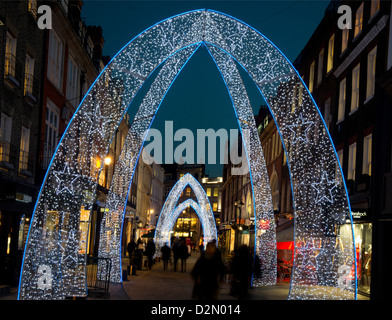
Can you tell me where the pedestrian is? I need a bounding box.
[191,240,225,300]
[230,245,253,300]
[172,238,181,272]
[145,238,156,270]
[127,239,137,267]
[179,240,189,272]
[199,242,204,255]
[161,243,171,270]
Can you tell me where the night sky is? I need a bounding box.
[82,1,330,177]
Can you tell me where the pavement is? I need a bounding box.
[0,251,369,302]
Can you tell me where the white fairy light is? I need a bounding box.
[154,174,217,255]
[19,9,356,300]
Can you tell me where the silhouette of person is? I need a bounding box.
[191,240,225,300]
[145,238,156,270]
[127,240,137,266]
[179,240,189,272]
[172,238,181,272]
[230,245,253,300]
[161,243,171,270]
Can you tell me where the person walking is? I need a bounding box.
[191,240,225,300]
[161,243,171,270]
[127,239,137,267]
[230,245,253,300]
[172,238,181,272]
[145,238,156,270]
[179,240,189,272]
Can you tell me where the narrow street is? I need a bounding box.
[104,251,292,300]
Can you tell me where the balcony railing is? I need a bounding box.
[0,139,34,175]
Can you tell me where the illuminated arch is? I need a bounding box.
[156,198,216,253]
[19,9,356,300]
[154,174,218,255]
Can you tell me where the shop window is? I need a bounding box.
[354,3,364,39]
[348,142,357,181]
[47,29,64,90]
[309,60,315,93]
[341,28,349,53]
[19,126,30,172]
[5,32,17,79]
[337,78,346,122]
[351,63,360,113]
[0,113,12,163]
[327,34,334,73]
[24,54,35,96]
[370,0,380,20]
[363,134,372,176]
[317,49,324,85]
[366,47,377,101]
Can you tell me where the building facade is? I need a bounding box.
[0,0,45,286]
[293,0,392,298]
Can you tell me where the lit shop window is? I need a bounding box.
[351,63,360,113]
[366,47,377,100]
[354,3,364,39]
[327,34,334,73]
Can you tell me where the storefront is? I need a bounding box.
[340,209,372,296]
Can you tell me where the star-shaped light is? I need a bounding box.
[225,25,247,52]
[255,52,280,83]
[52,162,80,196]
[85,102,112,139]
[311,172,339,204]
[287,113,314,144]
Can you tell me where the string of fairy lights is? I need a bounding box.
[154,174,217,256]
[18,9,355,300]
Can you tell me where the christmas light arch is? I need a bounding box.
[154,174,218,256]
[18,9,356,300]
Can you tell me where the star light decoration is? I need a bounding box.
[19,10,356,300]
[154,174,217,256]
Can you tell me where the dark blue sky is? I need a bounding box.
[82,1,330,177]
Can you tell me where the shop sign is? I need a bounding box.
[352,211,368,220]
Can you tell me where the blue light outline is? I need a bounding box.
[116,44,202,282]
[203,42,273,286]
[20,9,356,299]
[205,8,356,298]
[154,173,218,248]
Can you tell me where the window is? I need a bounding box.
[206,188,211,197]
[213,202,218,211]
[19,126,30,171]
[47,30,63,90]
[354,3,364,38]
[309,61,315,92]
[324,97,331,131]
[370,0,380,20]
[348,142,357,181]
[338,78,346,122]
[5,32,17,78]
[363,134,372,176]
[66,55,79,106]
[24,54,35,96]
[317,49,324,85]
[186,187,191,196]
[341,28,349,53]
[366,47,377,100]
[0,113,12,163]
[336,149,344,177]
[213,187,219,197]
[43,100,59,169]
[28,0,37,18]
[351,64,360,112]
[327,34,334,73]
